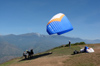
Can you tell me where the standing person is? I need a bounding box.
[23,51,27,59]
[69,40,71,48]
[30,49,34,56]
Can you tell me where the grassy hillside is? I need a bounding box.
[0,43,100,66]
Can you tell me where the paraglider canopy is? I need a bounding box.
[46,13,73,35]
[80,46,94,53]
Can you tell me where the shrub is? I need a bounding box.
[79,42,86,45]
[74,42,86,45]
[65,42,86,47]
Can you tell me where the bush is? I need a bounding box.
[74,42,86,45]
[80,42,85,45]
[74,42,79,45]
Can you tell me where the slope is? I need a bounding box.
[0,44,100,66]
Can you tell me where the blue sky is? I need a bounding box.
[0,0,100,40]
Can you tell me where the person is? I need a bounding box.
[69,40,71,48]
[23,51,27,59]
[84,46,89,52]
[30,49,34,56]
[73,50,79,54]
[26,50,31,58]
[80,46,89,53]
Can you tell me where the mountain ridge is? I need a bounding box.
[0,32,100,64]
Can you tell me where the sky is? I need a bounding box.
[0,0,100,40]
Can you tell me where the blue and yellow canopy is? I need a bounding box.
[47,13,73,35]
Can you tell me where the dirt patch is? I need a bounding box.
[10,56,69,66]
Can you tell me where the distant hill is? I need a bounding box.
[0,42,23,63]
[0,33,100,64]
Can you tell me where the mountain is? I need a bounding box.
[0,42,23,63]
[0,33,100,53]
[0,33,100,64]
[0,33,83,53]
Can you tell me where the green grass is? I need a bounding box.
[47,46,81,56]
